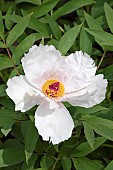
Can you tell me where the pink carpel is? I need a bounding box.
[49,82,60,91]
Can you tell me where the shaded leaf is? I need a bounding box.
[40,155,54,169]
[0,148,25,167]
[15,0,41,5]
[61,156,71,170]
[0,85,6,97]
[105,160,113,170]
[71,137,106,157]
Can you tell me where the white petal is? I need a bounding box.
[62,74,107,108]
[21,44,66,89]
[35,101,74,145]
[6,75,42,112]
[63,51,97,93]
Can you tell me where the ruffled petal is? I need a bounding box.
[63,51,97,93]
[35,101,74,145]
[6,75,42,112]
[21,44,66,89]
[62,74,107,108]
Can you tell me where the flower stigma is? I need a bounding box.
[42,80,65,99]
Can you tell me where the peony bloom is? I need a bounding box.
[6,45,107,144]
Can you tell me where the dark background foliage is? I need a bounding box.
[0,0,113,169]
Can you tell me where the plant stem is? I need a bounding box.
[6,47,20,76]
[52,155,60,170]
[97,51,106,70]
[101,144,113,148]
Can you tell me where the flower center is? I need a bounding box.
[42,80,65,99]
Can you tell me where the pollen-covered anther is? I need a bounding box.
[42,80,65,99]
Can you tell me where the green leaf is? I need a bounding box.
[0,148,25,167]
[5,6,14,30]
[84,116,113,129]
[3,14,22,23]
[0,56,13,70]
[105,160,113,170]
[3,139,23,149]
[12,34,36,65]
[15,0,41,5]
[53,0,95,19]
[22,154,37,170]
[91,124,113,141]
[73,157,104,170]
[32,0,59,18]
[102,64,113,82]
[80,28,92,55]
[71,137,106,157]
[46,14,62,40]
[104,3,113,34]
[0,84,6,97]
[6,13,32,46]
[83,122,95,149]
[0,41,6,48]
[58,24,82,55]
[0,11,4,40]
[61,156,72,170]
[21,120,38,162]
[76,105,107,115]
[84,11,103,30]
[40,155,54,169]
[91,0,106,18]
[28,16,50,35]
[85,28,113,46]
[0,109,25,131]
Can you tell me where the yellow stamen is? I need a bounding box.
[42,79,65,99]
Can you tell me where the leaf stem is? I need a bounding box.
[97,51,106,70]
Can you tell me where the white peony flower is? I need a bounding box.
[6,45,107,145]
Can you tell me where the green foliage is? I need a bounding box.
[0,0,113,169]
[58,24,82,55]
[0,148,25,167]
